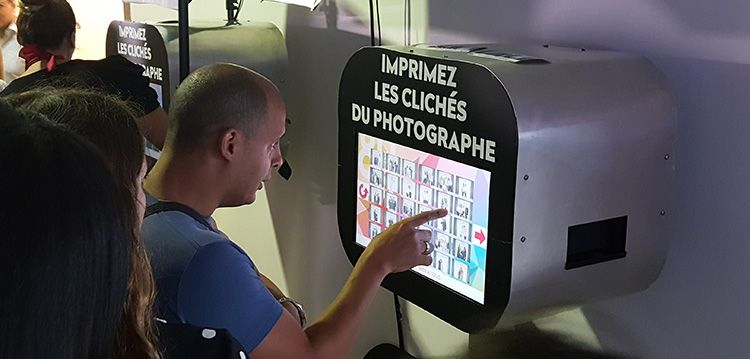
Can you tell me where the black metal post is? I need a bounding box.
[178,0,190,82]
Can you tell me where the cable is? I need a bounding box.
[394,293,405,351]
[406,0,411,46]
[236,0,244,21]
[376,0,382,45]
[369,0,375,46]
[403,0,412,46]
[403,0,407,45]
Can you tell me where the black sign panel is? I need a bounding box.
[338,47,518,332]
[105,21,171,108]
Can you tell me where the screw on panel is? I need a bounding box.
[664,154,670,160]
[523,174,529,181]
[520,236,526,243]
[660,210,666,216]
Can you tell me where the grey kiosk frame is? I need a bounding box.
[338,44,674,333]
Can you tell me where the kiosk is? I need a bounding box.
[337,44,675,332]
[105,20,288,109]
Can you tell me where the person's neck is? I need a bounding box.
[21,57,70,77]
[144,150,223,217]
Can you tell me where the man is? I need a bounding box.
[141,63,445,358]
[0,0,23,82]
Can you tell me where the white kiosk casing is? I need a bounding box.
[337,44,675,332]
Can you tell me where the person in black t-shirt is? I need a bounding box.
[0,0,167,149]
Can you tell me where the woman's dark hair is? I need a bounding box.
[17,0,76,49]
[5,89,161,359]
[6,88,145,200]
[0,100,131,358]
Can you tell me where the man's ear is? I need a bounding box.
[218,128,240,161]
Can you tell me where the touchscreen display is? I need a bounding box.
[355,133,490,304]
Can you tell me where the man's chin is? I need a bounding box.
[219,195,256,208]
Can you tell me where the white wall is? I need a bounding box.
[68,0,124,59]
[129,0,750,358]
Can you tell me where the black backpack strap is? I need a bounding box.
[145,201,213,230]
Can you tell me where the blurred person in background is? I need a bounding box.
[0,0,167,148]
[0,0,24,82]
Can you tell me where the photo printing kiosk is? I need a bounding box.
[337,44,675,332]
[104,20,288,109]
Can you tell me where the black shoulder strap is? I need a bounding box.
[145,201,213,230]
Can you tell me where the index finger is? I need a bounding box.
[406,208,448,227]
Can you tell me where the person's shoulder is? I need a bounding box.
[68,56,142,77]
[0,72,42,97]
[190,240,253,270]
[141,210,226,249]
[98,55,142,69]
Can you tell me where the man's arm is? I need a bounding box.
[258,272,304,326]
[136,107,168,150]
[0,47,5,80]
[0,49,6,91]
[251,208,447,359]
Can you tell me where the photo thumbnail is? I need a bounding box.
[371,149,383,168]
[437,170,454,193]
[369,223,382,238]
[370,205,383,224]
[387,154,401,173]
[436,191,452,211]
[453,260,469,284]
[370,168,384,187]
[385,211,398,228]
[435,233,452,254]
[370,186,383,206]
[454,198,472,220]
[402,159,416,179]
[420,165,435,186]
[402,199,416,217]
[402,179,416,200]
[386,192,399,212]
[455,240,471,262]
[454,218,471,241]
[457,176,473,199]
[435,252,452,275]
[419,185,434,206]
[386,173,400,193]
[435,216,451,233]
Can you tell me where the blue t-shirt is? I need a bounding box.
[141,193,282,353]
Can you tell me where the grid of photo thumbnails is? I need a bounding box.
[367,149,475,285]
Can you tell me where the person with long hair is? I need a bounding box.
[6,88,248,358]
[0,0,168,148]
[6,89,160,358]
[0,100,137,358]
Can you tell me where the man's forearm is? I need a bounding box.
[303,253,388,358]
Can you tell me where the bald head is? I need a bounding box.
[166,63,282,152]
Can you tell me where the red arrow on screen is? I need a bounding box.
[359,184,369,199]
[474,230,486,245]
